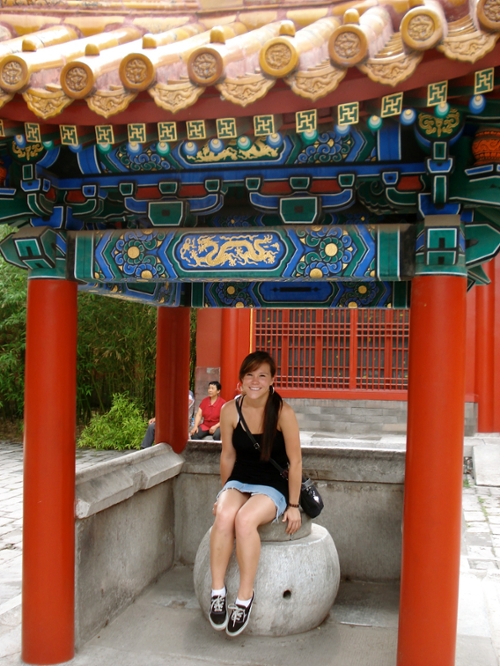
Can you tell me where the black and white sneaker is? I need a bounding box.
[226,594,254,637]
[209,593,228,631]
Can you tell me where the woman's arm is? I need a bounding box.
[189,407,203,435]
[279,402,302,535]
[219,401,237,485]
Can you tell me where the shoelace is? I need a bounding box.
[211,595,226,613]
[228,604,246,623]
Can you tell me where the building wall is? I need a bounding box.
[194,309,222,409]
[194,255,499,433]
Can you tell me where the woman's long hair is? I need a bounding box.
[239,351,282,461]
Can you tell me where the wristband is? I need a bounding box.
[288,503,299,508]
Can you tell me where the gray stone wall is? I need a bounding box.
[74,446,184,648]
[287,398,478,437]
[175,440,405,582]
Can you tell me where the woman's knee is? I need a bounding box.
[234,510,260,539]
[213,504,240,534]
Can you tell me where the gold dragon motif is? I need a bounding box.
[179,234,281,268]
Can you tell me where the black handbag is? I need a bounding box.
[235,397,324,518]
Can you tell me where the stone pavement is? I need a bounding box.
[0,437,499,665]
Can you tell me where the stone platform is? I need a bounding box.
[1,436,500,665]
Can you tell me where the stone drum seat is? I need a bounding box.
[193,515,340,636]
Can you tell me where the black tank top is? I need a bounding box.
[227,421,290,500]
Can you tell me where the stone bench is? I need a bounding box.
[193,516,340,636]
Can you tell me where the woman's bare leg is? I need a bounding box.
[210,489,248,590]
[234,494,276,600]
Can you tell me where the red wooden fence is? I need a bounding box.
[253,309,410,399]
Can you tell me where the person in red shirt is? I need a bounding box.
[190,382,226,441]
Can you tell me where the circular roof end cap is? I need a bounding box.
[188,47,224,86]
[0,56,29,92]
[477,0,500,31]
[329,25,368,67]
[119,54,155,91]
[259,37,299,79]
[61,62,94,99]
[401,7,443,51]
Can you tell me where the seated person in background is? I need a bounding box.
[140,390,195,449]
[190,382,225,441]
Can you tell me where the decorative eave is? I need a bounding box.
[0,0,499,120]
[0,1,500,308]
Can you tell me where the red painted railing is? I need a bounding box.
[253,309,410,398]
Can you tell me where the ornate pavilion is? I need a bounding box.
[0,0,499,663]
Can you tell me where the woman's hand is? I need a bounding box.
[283,506,301,535]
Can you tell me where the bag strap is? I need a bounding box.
[235,396,286,476]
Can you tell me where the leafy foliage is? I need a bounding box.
[76,293,157,422]
[77,393,147,450]
[0,227,27,419]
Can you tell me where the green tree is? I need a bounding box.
[76,292,157,421]
[0,226,27,420]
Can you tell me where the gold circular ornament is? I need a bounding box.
[358,285,368,294]
[227,286,236,295]
[348,301,358,308]
[329,27,367,66]
[324,243,339,258]
[120,54,155,91]
[408,15,434,40]
[61,62,94,99]
[478,0,500,29]
[141,270,153,279]
[235,301,244,308]
[309,268,324,279]
[259,38,298,78]
[0,57,28,92]
[127,246,141,260]
[401,9,442,50]
[188,48,223,86]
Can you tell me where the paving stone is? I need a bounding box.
[467,546,496,559]
[465,533,493,547]
[0,551,19,563]
[1,534,21,546]
[465,512,488,522]
[468,560,499,571]
[468,524,492,533]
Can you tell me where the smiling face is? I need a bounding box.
[241,362,274,402]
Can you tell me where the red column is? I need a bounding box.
[494,256,500,433]
[220,308,251,401]
[475,260,495,432]
[23,279,77,665]
[155,307,191,453]
[397,275,466,666]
